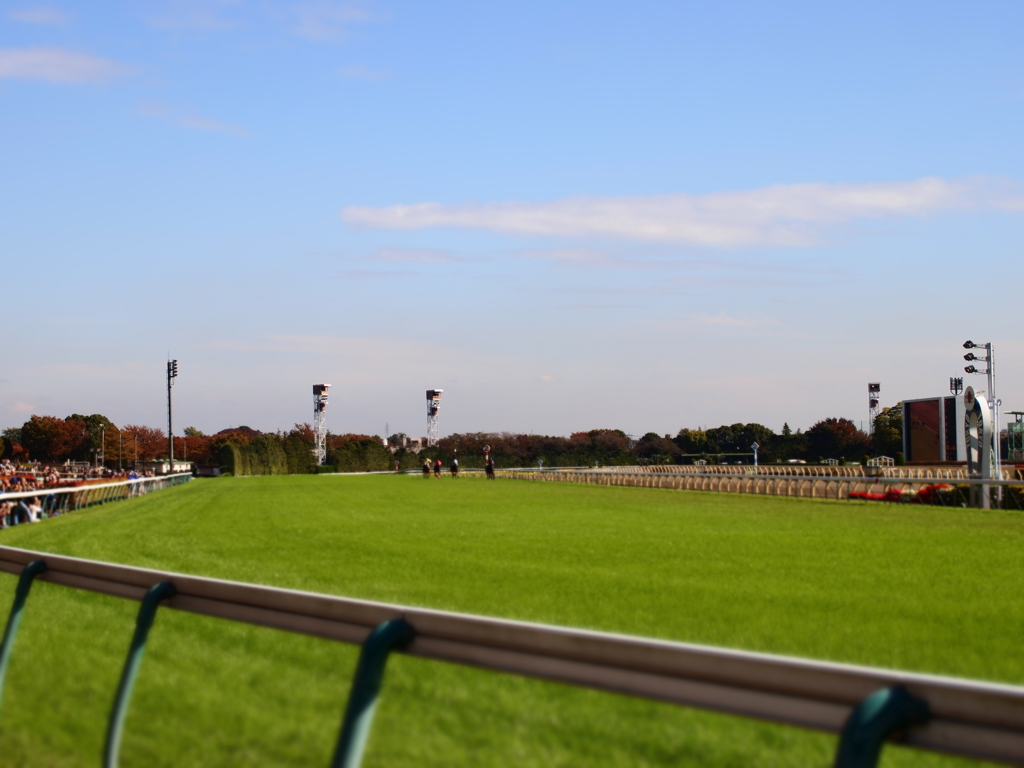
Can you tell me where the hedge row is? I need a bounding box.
[217,435,397,475]
[218,435,317,476]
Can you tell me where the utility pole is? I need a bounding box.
[167,359,178,471]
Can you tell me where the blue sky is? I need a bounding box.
[2,1,1023,439]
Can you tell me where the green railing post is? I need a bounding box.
[833,686,929,768]
[103,581,176,768]
[0,560,47,713]
[331,618,414,768]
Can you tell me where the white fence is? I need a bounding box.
[494,467,1024,506]
[0,473,192,521]
[0,545,1021,765]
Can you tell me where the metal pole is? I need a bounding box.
[832,687,928,768]
[0,561,47,713]
[165,360,180,471]
[988,343,1002,502]
[331,619,414,768]
[104,582,176,768]
[167,362,173,470]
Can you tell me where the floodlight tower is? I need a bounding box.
[868,383,881,435]
[964,340,1001,484]
[167,359,178,465]
[313,384,330,466]
[426,389,443,446]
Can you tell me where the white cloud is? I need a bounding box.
[0,47,125,83]
[140,101,249,136]
[291,3,381,40]
[336,63,389,81]
[995,196,1024,212]
[8,401,34,414]
[178,115,249,135]
[688,313,762,327]
[368,247,463,264]
[7,7,71,25]
[146,0,243,31]
[518,247,663,269]
[342,177,1020,246]
[522,247,609,264]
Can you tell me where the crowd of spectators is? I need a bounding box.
[0,461,155,529]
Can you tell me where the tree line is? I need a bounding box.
[1,405,905,473]
[426,406,903,469]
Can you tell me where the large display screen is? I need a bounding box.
[943,398,958,460]
[906,399,941,462]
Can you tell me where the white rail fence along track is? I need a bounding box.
[1,546,1023,767]
[494,467,1024,506]
[0,473,192,523]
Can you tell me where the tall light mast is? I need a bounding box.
[167,359,178,466]
[426,389,443,446]
[964,340,1001,485]
[868,382,881,435]
[313,384,330,465]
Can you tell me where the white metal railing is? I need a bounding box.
[0,473,192,521]
[0,545,1021,765]
[582,464,1024,480]
[496,468,1024,507]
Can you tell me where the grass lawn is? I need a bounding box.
[0,474,1021,767]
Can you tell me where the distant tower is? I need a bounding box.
[868,382,881,435]
[426,389,443,446]
[313,384,330,465]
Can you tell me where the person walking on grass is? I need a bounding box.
[422,459,431,479]
[450,457,459,478]
[434,458,442,478]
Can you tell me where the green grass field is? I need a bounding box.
[0,475,1021,767]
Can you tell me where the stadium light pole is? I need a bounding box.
[167,360,178,471]
[963,341,1001,494]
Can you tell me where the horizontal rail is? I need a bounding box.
[496,469,1024,506]
[0,473,193,503]
[602,464,1024,479]
[1,545,1022,765]
[543,470,1024,487]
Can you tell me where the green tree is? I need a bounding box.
[872,403,903,458]
[772,422,808,461]
[184,426,205,437]
[21,415,87,461]
[64,413,117,462]
[674,428,710,456]
[806,418,870,461]
[676,424,776,463]
[636,433,679,464]
[328,435,391,472]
